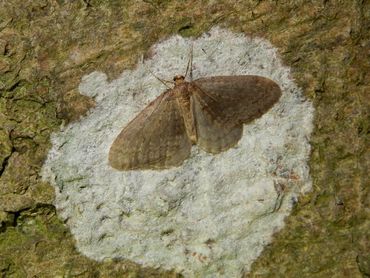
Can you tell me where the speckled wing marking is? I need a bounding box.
[192,76,281,153]
[109,92,192,170]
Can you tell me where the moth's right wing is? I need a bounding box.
[192,76,281,127]
[109,92,192,170]
[191,76,281,153]
[190,87,243,154]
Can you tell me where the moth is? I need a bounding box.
[109,73,281,171]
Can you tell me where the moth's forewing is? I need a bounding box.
[191,76,281,153]
[192,76,281,126]
[109,92,192,170]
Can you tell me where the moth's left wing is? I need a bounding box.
[109,92,192,170]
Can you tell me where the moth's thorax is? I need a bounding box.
[173,82,192,108]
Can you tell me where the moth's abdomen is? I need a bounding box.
[174,84,197,144]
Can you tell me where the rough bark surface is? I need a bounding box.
[0,0,368,277]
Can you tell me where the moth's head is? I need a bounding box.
[173,75,185,85]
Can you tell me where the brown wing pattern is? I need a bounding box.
[109,92,192,170]
[190,90,243,153]
[192,76,281,127]
[191,76,281,153]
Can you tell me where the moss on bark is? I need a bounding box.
[0,0,368,277]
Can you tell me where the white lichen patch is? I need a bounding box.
[42,27,314,277]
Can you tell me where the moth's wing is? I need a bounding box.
[192,75,281,126]
[191,76,281,153]
[109,92,192,170]
[190,91,243,153]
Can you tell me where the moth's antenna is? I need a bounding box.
[144,64,174,89]
[184,42,194,81]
